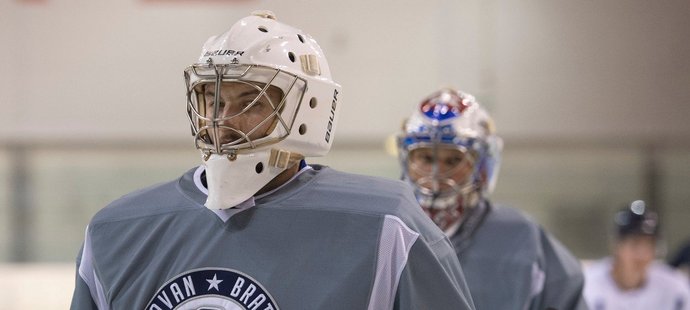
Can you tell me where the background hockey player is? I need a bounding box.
[583,200,690,309]
[396,87,587,310]
[70,11,475,310]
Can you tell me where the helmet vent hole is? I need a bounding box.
[298,124,307,135]
[297,34,305,43]
[255,162,264,174]
[288,52,296,62]
[258,26,268,33]
[309,97,317,109]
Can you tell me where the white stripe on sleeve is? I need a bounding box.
[367,215,420,310]
[78,226,110,310]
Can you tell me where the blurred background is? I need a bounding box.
[1,0,689,307]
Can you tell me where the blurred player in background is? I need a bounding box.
[396,87,588,310]
[583,200,690,310]
[70,11,475,310]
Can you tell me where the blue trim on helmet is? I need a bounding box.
[421,105,461,121]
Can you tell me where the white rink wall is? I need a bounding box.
[0,263,74,309]
[1,0,689,143]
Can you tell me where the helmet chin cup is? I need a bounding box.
[203,152,283,210]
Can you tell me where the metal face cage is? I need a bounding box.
[406,142,479,208]
[184,62,307,158]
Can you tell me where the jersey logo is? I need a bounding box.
[145,268,278,310]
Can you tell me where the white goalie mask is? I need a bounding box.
[184,11,341,209]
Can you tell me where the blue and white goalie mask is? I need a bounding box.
[184,11,342,209]
[397,88,502,231]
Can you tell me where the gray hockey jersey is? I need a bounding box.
[451,202,588,310]
[71,165,475,310]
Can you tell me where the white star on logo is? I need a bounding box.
[206,274,223,291]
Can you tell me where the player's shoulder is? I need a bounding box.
[314,165,412,192]
[90,169,197,225]
[649,261,690,288]
[582,258,613,299]
[291,165,444,240]
[467,203,545,257]
[583,258,612,278]
[306,165,418,209]
[486,204,541,235]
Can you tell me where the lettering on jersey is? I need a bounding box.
[145,268,278,310]
[324,89,339,143]
[204,50,246,57]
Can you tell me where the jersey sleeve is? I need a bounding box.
[537,228,589,310]
[71,244,99,309]
[70,227,108,310]
[364,214,474,310]
[394,230,475,310]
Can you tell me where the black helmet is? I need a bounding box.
[614,200,659,239]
